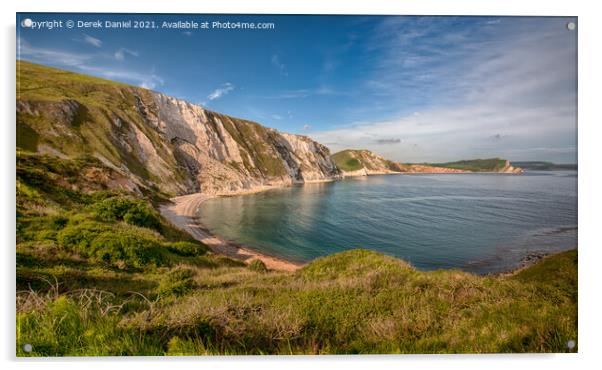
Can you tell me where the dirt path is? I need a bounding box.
[159,193,302,272]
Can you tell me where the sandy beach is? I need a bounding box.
[159,192,303,272]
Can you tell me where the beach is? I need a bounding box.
[159,192,303,272]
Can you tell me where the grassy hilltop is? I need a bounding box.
[429,158,509,172]
[16,61,577,355]
[332,149,404,172]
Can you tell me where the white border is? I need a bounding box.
[3,1,601,369]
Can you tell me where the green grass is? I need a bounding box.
[430,158,508,172]
[331,150,364,171]
[17,246,577,355]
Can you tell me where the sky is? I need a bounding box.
[17,14,577,163]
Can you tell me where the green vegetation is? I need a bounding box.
[16,62,578,356]
[16,152,578,355]
[218,113,289,178]
[332,149,404,172]
[430,158,508,172]
[331,150,364,171]
[248,259,268,273]
[511,161,577,171]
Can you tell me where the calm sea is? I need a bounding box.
[197,171,577,274]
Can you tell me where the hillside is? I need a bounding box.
[511,161,577,171]
[331,149,405,176]
[332,150,522,176]
[429,158,523,173]
[17,61,341,196]
[16,155,577,354]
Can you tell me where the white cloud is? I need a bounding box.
[208,83,234,101]
[75,64,164,89]
[19,40,91,67]
[18,40,163,90]
[310,18,577,163]
[114,48,139,60]
[302,124,312,131]
[82,33,102,47]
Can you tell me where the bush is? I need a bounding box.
[94,197,161,230]
[157,267,196,297]
[56,221,110,252]
[57,222,165,268]
[248,259,268,273]
[122,202,161,230]
[89,232,164,268]
[165,241,208,257]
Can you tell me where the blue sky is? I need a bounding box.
[17,14,577,163]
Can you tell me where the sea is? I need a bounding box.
[197,171,577,274]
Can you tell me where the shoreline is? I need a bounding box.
[159,192,303,272]
[160,176,571,275]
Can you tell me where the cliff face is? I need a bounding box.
[499,160,524,174]
[16,61,341,196]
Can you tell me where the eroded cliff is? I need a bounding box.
[16,61,341,196]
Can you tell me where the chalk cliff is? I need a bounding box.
[16,61,341,196]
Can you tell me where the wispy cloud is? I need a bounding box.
[265,86,347,100]
[82,33,102,47]
[271,54,288,76]
[375,138,401,144]
[18,40,163,90]
[208,82,234,101]
[311,17,577,163]
[302,124,312,131]
[114,48,139,60]
[19,40,91,67]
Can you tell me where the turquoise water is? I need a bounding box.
[197,171,577,274]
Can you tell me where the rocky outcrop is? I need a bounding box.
[499,160,524,174]
[16,61,341,196]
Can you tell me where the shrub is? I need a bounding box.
[165,241,208,257]
[157,267,196,297]
[122,202,161,230]
[48,216,69,230]
[248,259,268,273]
[56,221,110,252]
[94,197,160,231]
[89,232,164,268]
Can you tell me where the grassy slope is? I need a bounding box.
[430,158,508,172]
[332,149,402,172]
[331,150,363,171]
[16,153,577,355]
